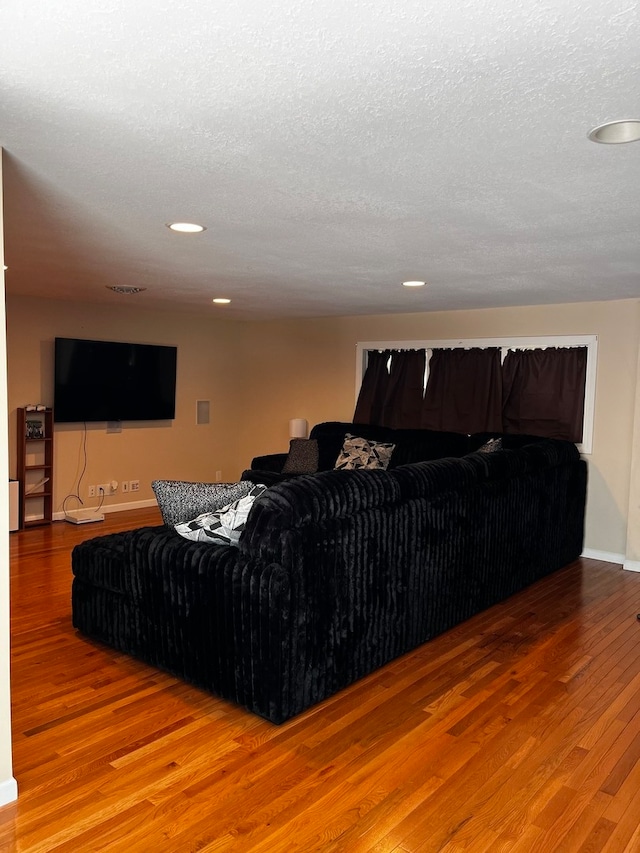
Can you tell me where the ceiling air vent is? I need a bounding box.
[106,286,147,294]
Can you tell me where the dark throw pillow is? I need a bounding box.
[281,438,319,474]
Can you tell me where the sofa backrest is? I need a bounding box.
[387,428,470,466]
[309,421,470,470]
[467,431,559,452]
[240,466,403,557]
[308,421,572,471]
[241,434,584,563]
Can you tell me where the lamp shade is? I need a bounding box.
[289,418,308,439]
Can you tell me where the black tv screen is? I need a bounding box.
[54,337,177,423]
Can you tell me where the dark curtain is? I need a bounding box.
[421,347,503,433]
[353,349,391,425]
[502,347,587,441]
[380,349,426,428]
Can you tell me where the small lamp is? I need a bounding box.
[289,418,308,439]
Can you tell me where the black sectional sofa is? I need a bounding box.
[72,422,587,724]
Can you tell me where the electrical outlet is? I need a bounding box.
[122,480,129,493]
[215,470,222,482]
[88,485,96,498]
[130,479,140,492]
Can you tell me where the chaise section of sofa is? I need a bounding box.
[72,522,298,723]
[73,433,586,724]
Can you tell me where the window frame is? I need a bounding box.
[355,335,597,454]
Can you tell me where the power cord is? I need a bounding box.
[62,423,94,520]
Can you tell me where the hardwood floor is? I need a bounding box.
[2,510,640,852]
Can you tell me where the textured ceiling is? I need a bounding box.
[1,0,640,320]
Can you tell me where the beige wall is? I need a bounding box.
[7,296,247,515]
[624,340,640,568]
[0,153,17,804]
[6,293,640,558]
[235,300,640,558]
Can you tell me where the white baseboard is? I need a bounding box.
[52,498,157,522]
[581,548,640,572]
[0,776,18,806]
[581,548,624,566]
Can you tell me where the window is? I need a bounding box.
[355,335,597,453]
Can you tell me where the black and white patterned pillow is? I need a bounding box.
[174,484,267,546]
[281,438,319,474]
[478,438,503,453]
[151,479,254,526]
[334,434,396,470]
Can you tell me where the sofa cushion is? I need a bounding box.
[174,484,267,546]
[152,479,254,526]
[334,434,395,470]
[281,438,319,474]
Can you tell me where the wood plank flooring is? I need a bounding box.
[1,509,640,851]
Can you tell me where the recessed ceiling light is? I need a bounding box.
[402,280,426,287]
[588,120,640,144]
[212,297,231,304]
[106,285,147,294]
[167,222,206,233]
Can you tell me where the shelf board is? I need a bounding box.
[22,518,52,529]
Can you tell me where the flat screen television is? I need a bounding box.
[54,337,177,423]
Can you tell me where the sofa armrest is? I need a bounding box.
[250,452,288,473]
[241,469,300,487]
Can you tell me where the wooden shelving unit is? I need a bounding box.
[16,407,54,529]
